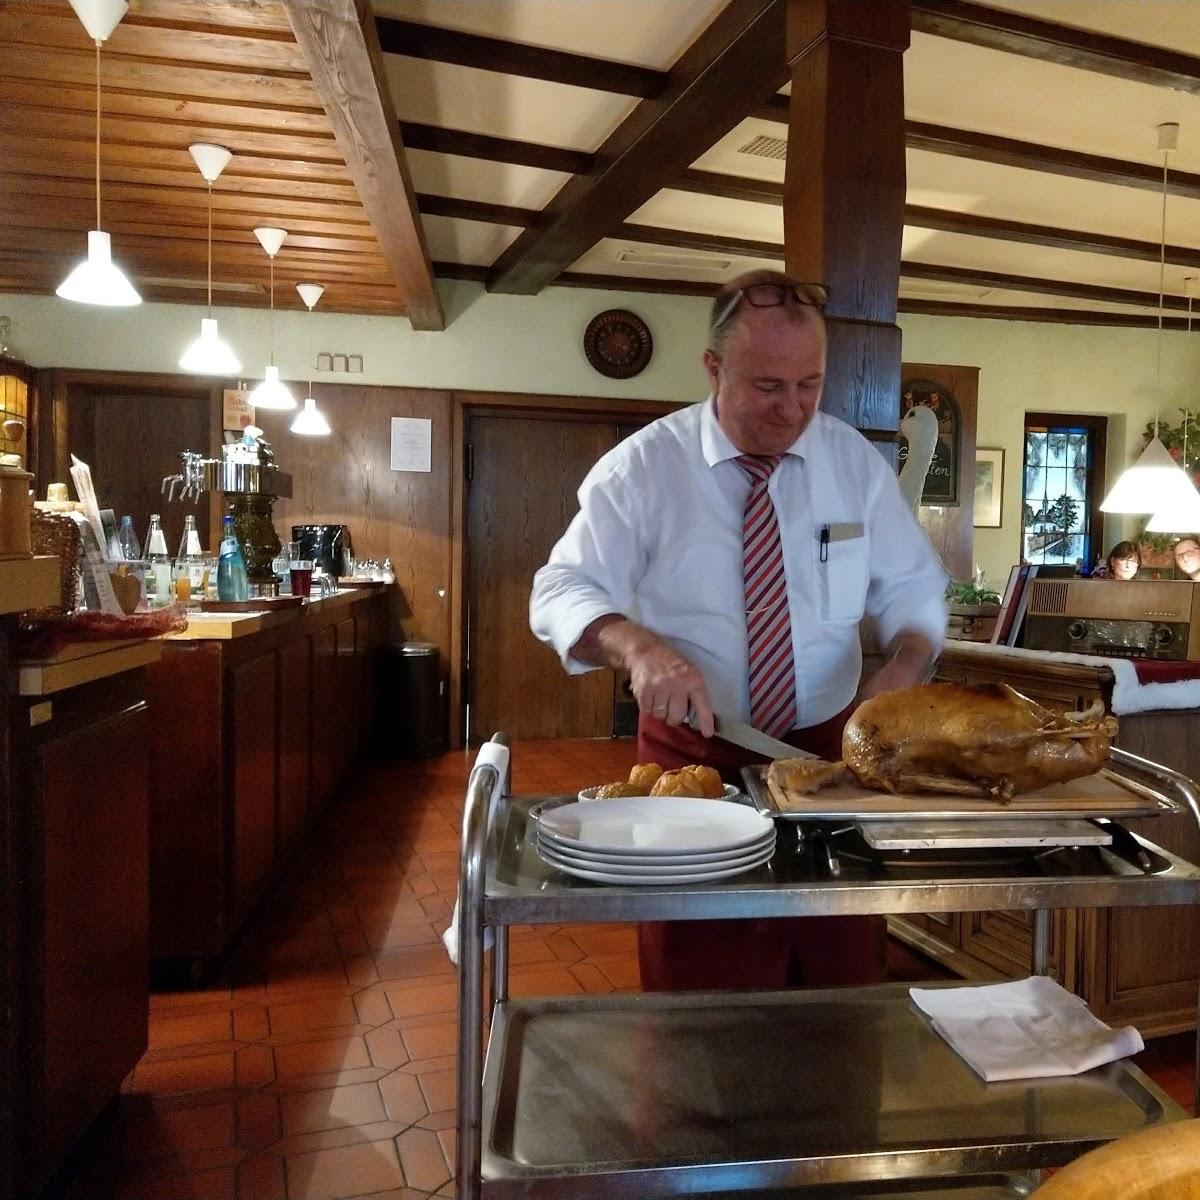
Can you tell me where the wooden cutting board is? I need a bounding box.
[758,766,1165,817]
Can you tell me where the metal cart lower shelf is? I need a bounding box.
[456,741,1200,1200]
[479,985,1180,1199]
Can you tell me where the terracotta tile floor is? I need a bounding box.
[84,739,1197,1198]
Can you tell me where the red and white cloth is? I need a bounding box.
[945,640,1200,716]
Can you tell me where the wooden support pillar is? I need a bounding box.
[784,0,909,437]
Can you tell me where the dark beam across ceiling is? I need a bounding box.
[399,122,595,175]
[898,298,1200,329]
[420,197,1194,314]
[909,0,1200,95]
[284,0,443,329]
[485,0,790,295]
[375,17,665,97]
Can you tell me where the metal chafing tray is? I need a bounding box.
[740,746,1182,823]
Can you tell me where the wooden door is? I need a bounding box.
[467,415,620,741]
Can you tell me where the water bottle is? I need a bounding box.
[176,514,206,599]
[117,514,141,561]
[217,514,250,602]
[145,514,172,606]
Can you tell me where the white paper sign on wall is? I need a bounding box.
[390,417,432,473]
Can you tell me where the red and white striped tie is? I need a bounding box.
[737,454,796,737]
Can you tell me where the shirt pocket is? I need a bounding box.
[817,531,869,623]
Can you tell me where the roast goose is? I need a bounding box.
[840,682,1118,801]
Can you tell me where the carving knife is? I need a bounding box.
[689,711,819,761]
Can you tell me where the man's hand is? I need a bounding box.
[571,615,715,735]
[858,631,936,703]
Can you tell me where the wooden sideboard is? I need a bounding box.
[890,643,1200,1036]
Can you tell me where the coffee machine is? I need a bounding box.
[293,524,354,578]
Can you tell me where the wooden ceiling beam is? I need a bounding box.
[375,17,665,97]
[415,194,539,229]
[910,0,1200,94]
[898,298,1200,329]
[486,0,790,295]
[904,204,1200,269]
[905,121,1200,202]
[284,0,443,329]
[899,261,1190,313]
[399,122,595,176]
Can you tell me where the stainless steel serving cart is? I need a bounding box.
[455,740,1200,1200]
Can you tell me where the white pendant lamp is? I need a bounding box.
[1101,122,1198,514]
[56,1,140,306]
[1148,279,1200,532]
[248,227,296,410]
[291,283,332,436]
[178,143,240,374]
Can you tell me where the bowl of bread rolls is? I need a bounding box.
[579,762,741,803]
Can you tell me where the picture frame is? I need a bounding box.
[974,447,1005,528]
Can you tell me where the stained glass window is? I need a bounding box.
[1021,417,1105,569]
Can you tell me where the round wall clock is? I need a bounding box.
[583,309,653,379]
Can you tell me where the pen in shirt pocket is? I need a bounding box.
[819,525,829,563]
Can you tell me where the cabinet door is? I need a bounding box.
[33,702,149,1183]
[229,653,278,923]
[310,625,338,814]
[278,638,311,855]
[958,909,1074,988]
[335,617,358,784]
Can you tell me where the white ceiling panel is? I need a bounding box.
[900,280,1165,318]
[420,215,522,265]
[980,1,1200,57]
[900,227,1200,299]
[906,149,1200,247]
[407,149,568,210]
[372,0,728,70]
[570,237,782,283]
[907,32,1200,175]
[628,190,783,244]
[384,57,637,151]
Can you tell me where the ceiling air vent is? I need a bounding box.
[738,134,787,160]
[617,248,734,272]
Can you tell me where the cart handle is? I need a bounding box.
[455,732,507,1200]
[1109,745,1200,834]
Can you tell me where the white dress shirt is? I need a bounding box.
[529,399,948,729]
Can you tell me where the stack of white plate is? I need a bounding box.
[533,795,776,885]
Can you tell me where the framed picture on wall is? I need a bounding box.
[974,447,1004,528]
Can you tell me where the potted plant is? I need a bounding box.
[945,580,1002,641]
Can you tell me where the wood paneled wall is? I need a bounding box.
[257,384,454,661]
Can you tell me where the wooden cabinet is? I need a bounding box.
[277,637,311,853]
[229,652,278,926]
[147,591,385,965]
[891,646,1200,1035]
[5,670,150,1199]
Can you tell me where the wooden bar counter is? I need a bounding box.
[891,640,1200,1036]
[148,587,387,968]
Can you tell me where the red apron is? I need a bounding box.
[636,710,886,992]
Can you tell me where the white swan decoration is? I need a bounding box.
[898,404,939,516]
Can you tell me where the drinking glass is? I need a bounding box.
[290,558,314,598]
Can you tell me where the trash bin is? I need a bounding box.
[382,641,446,757]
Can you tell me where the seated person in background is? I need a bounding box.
[1174,537,1200,581]
[1092,540,1141,580]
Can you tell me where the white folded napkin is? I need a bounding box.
[442,741,510,967]
[910,976,1144,1082]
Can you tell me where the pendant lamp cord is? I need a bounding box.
[206,183,213,316]
[268,254,276,367]
[1156,147,1171,434]
[94,39,102,230]
[1188,294,1194,472]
